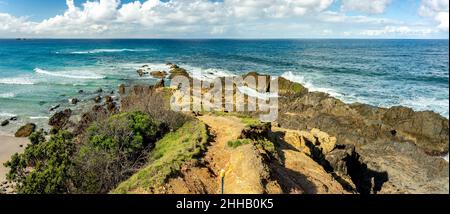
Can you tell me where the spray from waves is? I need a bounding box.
[0,92,16,98]
[237,86,279,101]
[181,64,235,82]
[70,49,153,54]
[400,97,449,119]
[34,68,106,79]
[0,77,35,85]
[281,71,343,98]
[0,112,17,117]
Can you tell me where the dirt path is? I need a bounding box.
[198,115,246,175]
[164,115,247,194]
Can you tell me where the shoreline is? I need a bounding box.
[0,135,28,184]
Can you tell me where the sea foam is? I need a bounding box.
[34,68,106,80]
[70,49,153,54]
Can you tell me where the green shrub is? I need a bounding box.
[4,131,75,194]
[112,119,209,194]
[227,139,253,148]
[72,111,163,193]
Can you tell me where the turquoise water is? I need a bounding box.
[0,39,448,133]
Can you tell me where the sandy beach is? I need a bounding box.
[0,135,28,183]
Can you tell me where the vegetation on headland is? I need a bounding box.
[112,119,209,194]
[2,64,449,194]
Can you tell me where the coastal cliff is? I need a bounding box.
[1,65,448,194]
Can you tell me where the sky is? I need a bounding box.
[0,0,448,38]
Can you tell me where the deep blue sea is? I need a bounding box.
[0,39,449,134]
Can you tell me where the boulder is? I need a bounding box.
[49,104,60,111]
[15,123,36,137]
[94,96,102,103]
[49,109,72,130]
[150,71,167,79]
[118,84,126,95]
[69,98,79,105]
[137,69,148,77]
[9,116,18,121]
[1,120,9,126]
[104,95,113,103]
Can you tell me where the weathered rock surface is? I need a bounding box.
[15,123,36,137]
[49,109,72,131]
[275,77,449,194]
[1,120,9,127]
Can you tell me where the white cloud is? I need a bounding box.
[0,0,447,38]
[419,0,449,31]
[360,26,436,37]
[341,0,391,14]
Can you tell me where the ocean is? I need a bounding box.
[0,39,449,135]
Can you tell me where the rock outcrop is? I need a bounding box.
[15,123,36,137]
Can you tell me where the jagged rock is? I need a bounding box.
[311,128,337,154]
[104,95,113,103]
[49,104,60,111]
[107,102,118,113]
[1,120,9,126]
[69,98,79,105]
[49,109,72,130]
[9,116,17,121]
[15,123,36,137]
[137,68,148,77]
[150,71,168,79]
[275,76,449,194]
[118,84,126,95]
[169,65,190,79]
[94,96,102,103]
[154,79,165,88]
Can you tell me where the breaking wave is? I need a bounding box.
[34,68,105,79]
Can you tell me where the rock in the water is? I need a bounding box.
[150,71,167,79]
[49,109,72,131]
[69,98,79,105]
[137,69,148,77]
[96,88,103,93]
[94,96,102,103]
[118,84,126,95]
[1,120,9,126]
[104,95,113,103]
[78,90,84,94]
[15,123,36,137]
[9,116,18,121]
[49,104,60,111]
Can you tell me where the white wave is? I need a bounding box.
[0,92,15,98]
[71,49,152,54]
[29,116,50,120]
[237,86,279,101]
[400,97,449,119]
[0,77,35,85]
[281,71,343,98]
[0,112,16,117]
[181,64,235,82]
[34,68,105,80]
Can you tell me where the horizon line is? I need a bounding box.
[1,37,449,40]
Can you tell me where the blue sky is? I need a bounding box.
[0,0,448,38]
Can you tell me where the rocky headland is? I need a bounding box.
[1,64,448,194]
